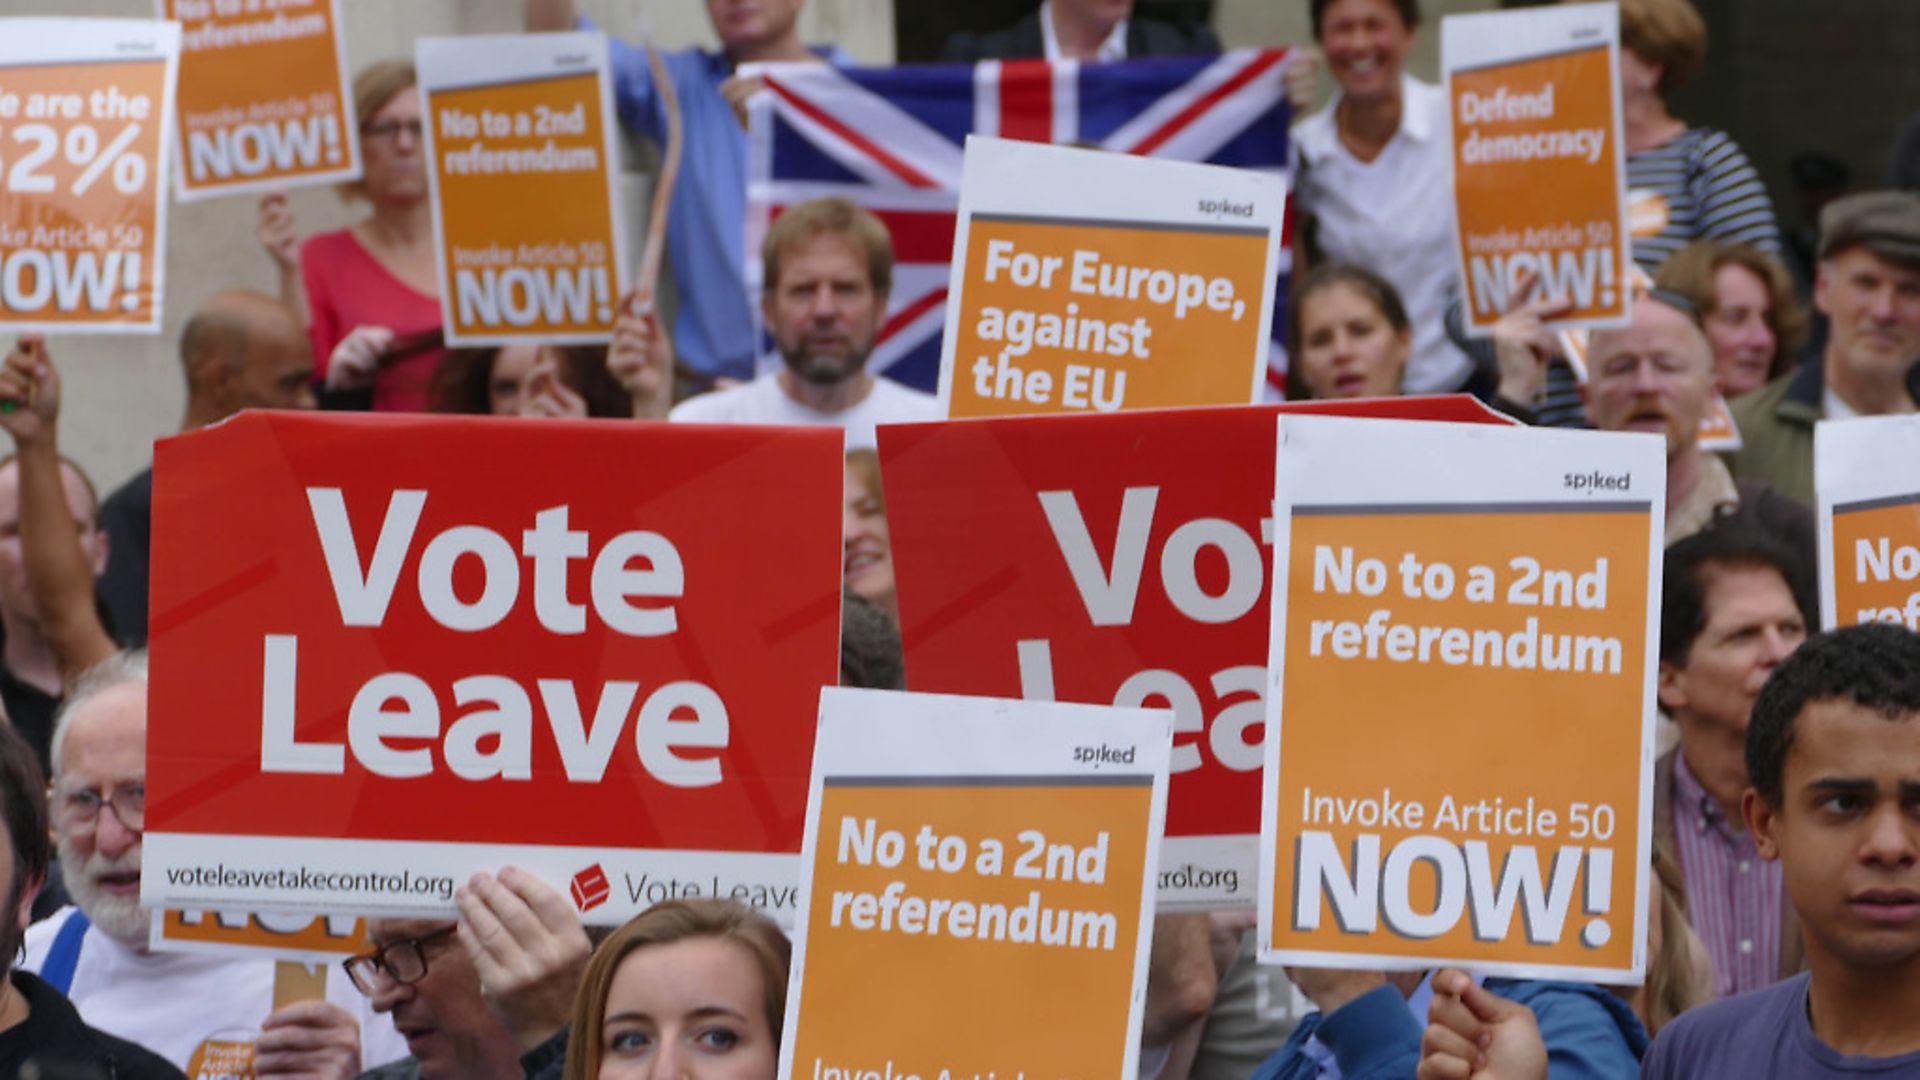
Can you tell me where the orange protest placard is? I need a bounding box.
[1261,417,1661,980]
[1828,497,1920,631]
[1445,4,1630,334]
[419,33,626,345]
[1696,393,1740,451]
[154,910,371,964]
[162,0,358,199]
[0,19,179,333]
[937,137,1284,417]
[1817,417,1920,631]
[782,689,1170,1078]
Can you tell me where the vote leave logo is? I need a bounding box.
[571,864,612,913]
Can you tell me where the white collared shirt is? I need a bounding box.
[1822,384,1861,421]
[1040,0,1130,63]
[1293,73,1473,393]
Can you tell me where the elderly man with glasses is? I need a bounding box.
[21,653,409,1075]
[348,867,590,1080]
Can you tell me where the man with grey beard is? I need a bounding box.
[22,654,410,1075]
[669,196,938,450]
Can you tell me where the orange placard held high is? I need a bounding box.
[162,0,359,200]
[0,19,179,333]
[1261,416,1663,981]
[418,32,628,346]
[937,137,1284,418]
[1445,3,1630,335]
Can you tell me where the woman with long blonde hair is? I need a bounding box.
[565,900,789,1079]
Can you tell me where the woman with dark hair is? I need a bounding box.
[565,899,788,1079]
[431,344,635,419]
[1294,263,1555,424]
[257,59,442,411]
[1287,262,1412,400]
[430,298,675,420]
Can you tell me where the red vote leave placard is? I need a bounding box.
[142,412,842,923]
[878,397,1515,910]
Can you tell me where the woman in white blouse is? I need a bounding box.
[1290,0,1474,396]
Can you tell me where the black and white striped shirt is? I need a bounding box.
[1625,126,1781,270]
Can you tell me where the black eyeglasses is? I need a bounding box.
[53,782,145,834]
[342,925,457,995]
[362,118,423,143]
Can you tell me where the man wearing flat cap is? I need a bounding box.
[1728,191,1920,503]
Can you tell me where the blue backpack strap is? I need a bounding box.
[40,909,90,995]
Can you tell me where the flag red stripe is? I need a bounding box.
[998,60,1055,143]
[765,77,941,189]
[1127,51,1285,157]
[878,288,948,344]
[870,209,958,264]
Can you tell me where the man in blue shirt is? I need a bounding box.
[526,0,850,382]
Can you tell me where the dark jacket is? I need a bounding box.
[941,8,1220,63]
[0,971,185,1080]
[354,1027,566,1080]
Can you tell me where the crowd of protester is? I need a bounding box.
[0,0,1914,1075]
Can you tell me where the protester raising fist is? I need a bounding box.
[1418,969,1549,1080]
[0,338,116,685]
[1489,268,1573,409]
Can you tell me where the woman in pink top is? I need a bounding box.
[258,60,442,411]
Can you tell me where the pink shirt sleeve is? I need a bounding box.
[300,232,346,382]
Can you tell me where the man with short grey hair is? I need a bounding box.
[23,653,409,1075]
[1730,190,1920,504]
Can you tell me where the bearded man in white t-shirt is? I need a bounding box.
[22,653,409,1076]
[670,196,939,449]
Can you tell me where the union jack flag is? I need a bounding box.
[745,49,1295,395]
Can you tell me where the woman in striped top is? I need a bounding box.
[1473,0,1784,428]
[1619,0,1780,267]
